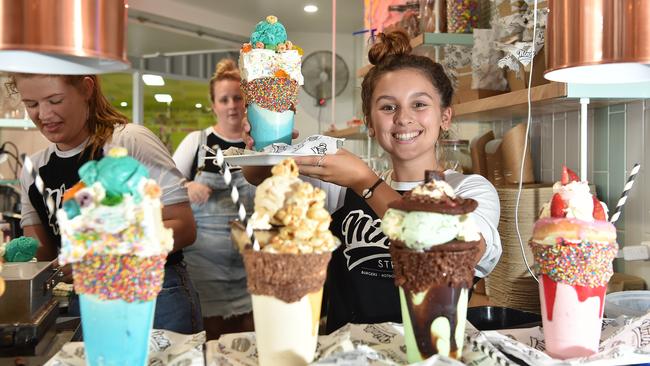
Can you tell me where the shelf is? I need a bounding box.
[452,82,633,122]
[410,32,474,48]
[356,32,474,78]
[0,118,35,129]
[324,125,368,140]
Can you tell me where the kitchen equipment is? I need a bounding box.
[438,139,472,173]
[467,306,542,331]
[0,261,61,356]
[0,262,59,323]
[605,291,650,318]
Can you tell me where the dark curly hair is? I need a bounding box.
[361,30,454,127]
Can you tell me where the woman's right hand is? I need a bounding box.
[241,115,300,150]
[185,181,212,204]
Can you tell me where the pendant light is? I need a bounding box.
[0,0,129,75]
[544,0,650,84]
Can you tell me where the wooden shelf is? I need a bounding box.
[323,125,368,140]
[452,82,632,122]
[357,33,473,78]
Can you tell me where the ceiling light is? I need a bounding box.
[0,1,129,74]
[120,101,128,107]
[304,4,318,13]
[142,74,165,86]
[154,94,172,103]
[195,103,203,109]
[545,0,650,84]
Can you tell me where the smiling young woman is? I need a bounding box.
[242,30,502,333]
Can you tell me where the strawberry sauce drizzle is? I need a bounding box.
[542,274,607,321]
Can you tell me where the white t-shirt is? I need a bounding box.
[303,170,502,278]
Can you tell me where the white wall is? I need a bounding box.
[291,31,362,139]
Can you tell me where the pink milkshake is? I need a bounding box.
[529,166,617,359]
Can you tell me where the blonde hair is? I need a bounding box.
[209,58,241,103]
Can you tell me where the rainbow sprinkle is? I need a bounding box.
[529,240,618,288]
[73,255,166,302]
[242,77,298,112]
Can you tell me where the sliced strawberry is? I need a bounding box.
[592,195,607,221]
[567,167,580,182]
[550,193,566,218]
[561,165,580,185]
[561,166,569,185]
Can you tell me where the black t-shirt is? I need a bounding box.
[189,132,245,180]
[27,147,183,266]
[325,188,405,333]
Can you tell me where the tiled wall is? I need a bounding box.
[490,99,650,282]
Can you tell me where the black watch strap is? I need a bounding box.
[361,178,384,199]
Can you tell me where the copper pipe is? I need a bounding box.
[0,0,128,65]
[545,0,650,75]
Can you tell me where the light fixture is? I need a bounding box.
[154,94,172,104]
[120,102,128,107]
[142,74,165,86]
[0,0,130,74]
[545,0,650,84]
[195,103,203,109]
[304,4,318,13]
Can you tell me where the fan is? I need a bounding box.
[302,51,350,106]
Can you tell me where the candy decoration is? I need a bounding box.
[22,154,55,214]
[241,77,298,112]
[610,163,641,224]
[200,144,260,251]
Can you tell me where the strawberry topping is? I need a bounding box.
[561,165,580,185]
[550,193,566,218]
[592,195,607,221]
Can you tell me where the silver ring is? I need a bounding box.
[316,154,326,167]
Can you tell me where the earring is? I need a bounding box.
[367,127,375,137]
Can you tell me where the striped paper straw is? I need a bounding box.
[465,334,513,366]
[200,144,260,251]
[610,163,641,224]
[21,154,55,214]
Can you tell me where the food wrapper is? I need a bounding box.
[45,330,206,366]
[497,24,546,74]
[471,29,508,91]
[224,135,344,157]
[206,314,650,365]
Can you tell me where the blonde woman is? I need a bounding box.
[173,59,255,340]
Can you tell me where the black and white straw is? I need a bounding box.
[200,144,260,251]
[466,334,513,366]
[21,154,55,214]
[609,163,641,224]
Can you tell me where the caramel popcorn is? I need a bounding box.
[249,159,336,254]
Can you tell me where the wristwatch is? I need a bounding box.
[361,178,384,199]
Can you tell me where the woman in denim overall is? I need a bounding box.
[173,59,255,340]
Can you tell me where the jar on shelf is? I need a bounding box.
[438,139,472,173]
[447,0,479,33]
[419,0,447,33]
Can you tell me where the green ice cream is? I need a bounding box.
[382,210,460,250]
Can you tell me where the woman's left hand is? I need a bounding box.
[294,149,376,191]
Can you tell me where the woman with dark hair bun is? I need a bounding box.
[173,58,255,340]
[11,73,202,334]
[243,30,501,333]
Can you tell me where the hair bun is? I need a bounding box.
[368,30,412,66]
[214,58,237,78]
